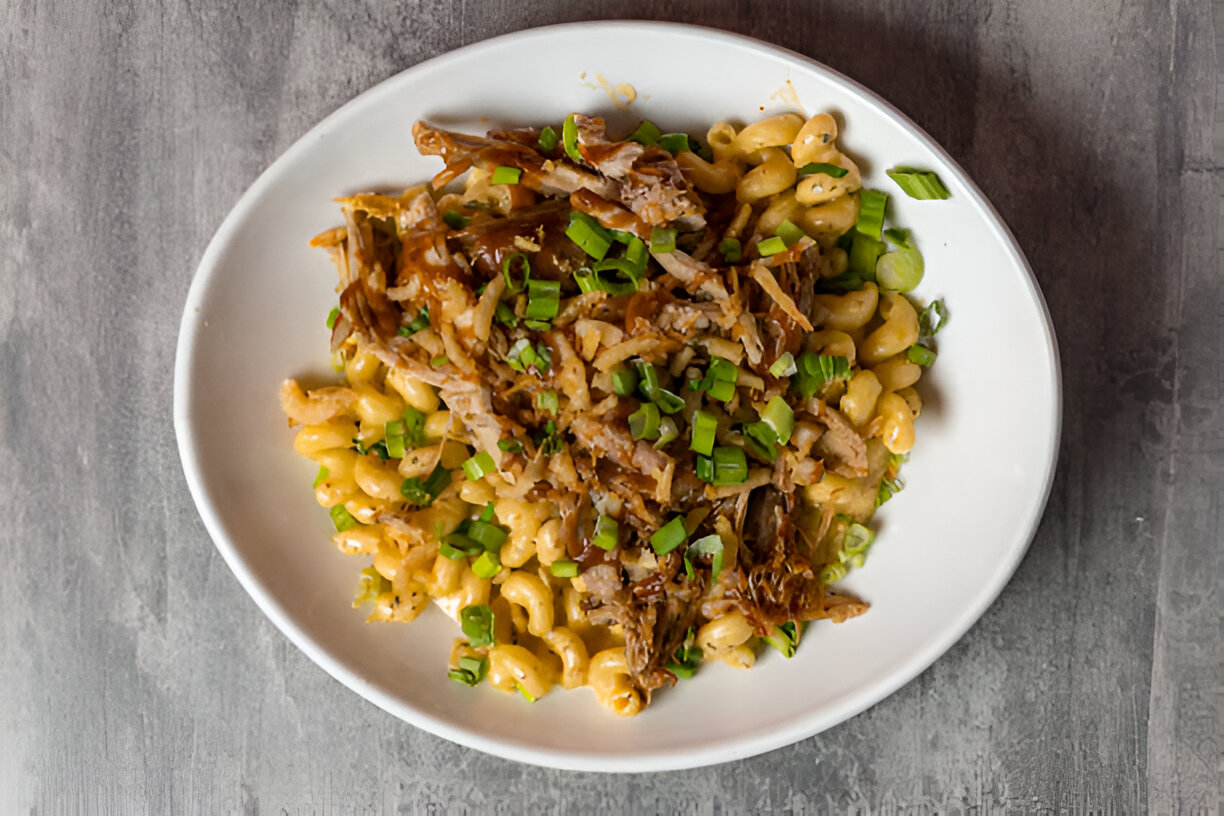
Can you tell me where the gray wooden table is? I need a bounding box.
[2,1,1221,812]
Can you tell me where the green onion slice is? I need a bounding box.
[490,166,521,185]
[550,559,579,578]
[525,278,560,321]
[666,628,701,678]
[430,355,449,367]
[657,133,691,154]
[695,454,714,483]
[626,120,662,146]
[462,451,497,480]
[312,466,330,489]
[562,114,583,164]
[538,390,559,416]
[460,605,495,648]
[886,167,951,200]
[855,189,888,238]
[494,302,517,327]
[537,126,559,152]
[690,410,717,456]
[384,420,407,459]
[707,379,736,403]
[448,655,489,686]
[443,210,471,230]
[566,210,613,260]
[876,247,924,292]
[497,438,522,453]
[775,219,805,247]
[629,402,661,440]
[650,226,677,254]
[654,417,680,449]
[501,252,530,293]
[756,236,788,256]
[467,519,508,551]
[761,396,795,444]
[399,306,430,337]
[353,566,389,607]
[611,366,639,397]
[685,534,725,582]
[718,237,742,263]
[330,504,358,532]
[593,514,619,550]
[918,299,949,337]
[399,464,451,506]
[798,162,849,178]
[471,551,501,579]
[743,421,779,462]
[769,352,798,378]
[710,446,749,485]
[907,344,936,366]
[326,307,340,329]
[763,622,799,658]
[650,516,688,555]
[883,227,911,247]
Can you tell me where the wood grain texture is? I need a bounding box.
[0,0,1219,812]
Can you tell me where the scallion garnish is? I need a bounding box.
[590,257,643,294]
[907,344,937,366]
[471,550,501,579]
[846,232,885,279]
[430,355,449,367]
[883,227,911,247]
[629,402,661,441]
[330,504,358,532]
[763,622,799,658]
[538,390,559,416]
[666,628,701,679]
[448,655,489,687]
[353,566,389,607]
[497,438,523,453]
[537,126,559,152]
[312,466,330,488]
[523,319,551,331]
[566,210,613,260]
[525,278,560,321]
[462,451,497,481]
[650,516,688,555]
[460,604,495,648]
[650,226,677,254]
[855,189,888,238]
[876,475,904,507]
[400,464,452,506]
[592,514,619,550]
[657,133,691,154]
[326,307,340,329]
[918,299,949,337]
[718,237,742,263]
[479,502,495,522]
[501,252,530,293]
[442,210,471,230]
[654,417,680,449]
[467,519,508,552]
[611,365,639,397]
[886,167,951,200]
[791,353,852,399]
[626,120,662,146]
[775,219,805,247]
[690,410,717,456]
[695,454,714,483]
[756,236,788,256]
[685,533,725,582]
[798,161,849,178]
[761,397,795,444]
[490,165,522,185]
[550,559,579,578]
[562,114,583,164]
[743,421,779,462]
[384,419,407,459]
[399,306,430,337]
[769,351,798,378]
[710,446,749,485]
[876,247,924,292]
[494,302,517,327]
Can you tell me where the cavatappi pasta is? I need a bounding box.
[280,110,949,714]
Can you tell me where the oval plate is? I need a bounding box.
[174,21,1060,772]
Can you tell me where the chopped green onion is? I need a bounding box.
[775,219,805,247]
[460,605,495,648]
[501,252,531,293]
[537,126,559,152]
[907,344,937,366]
[522,319,551,332]
[471,550,502,579]
[612,366,639,397]
[709,357,738,383]
[400,464,451,506]
[480,502,496,522]
[657,133,691,154]
[497,438,523,453]
[326,307,340,329]
[467,519,508,551]
[494,302,517,327]
[718,237,742,263]
[516,683,537,702]
[690,410,717,456]
[629,402,661,440]
[538,390,559,416]
[707,379,736,403]
[487,162,521,183]
[710,446,749,485]
[448,655,489,686]
[430,355,448,367]
[330,504,358,532]
[842,523,875,559]
[756,236,788,256]
[399,306,430,337]
[666,628,701,678]
[566,211,613,260]
[312,466,330,488]
[525,278,560,321]
[650,226,677,254]
[635,360,661,396]
[505,338,532,371]
[625,235,647,268]
[847,233,886,279]
[855,189,888,238]
[918,299,949,337]
[590,257,643,294]
[820,562,847,585]
[876,247,924,292]
[384,419,407,459]
[877,475,904,506]
[798,162,849,178]
[535,420,563,456]
[550,559,579,578]
[462,451,497,480]
[769,352,798,378]
[562,114,583,163]
[761,397,795,444]
[654,417,680,448]
[401,406,426,449]
[792,353,852,399]
[686,534,725,581]
[743,421,779,462]
[626,120,662,146]
[695,454,714,483]
[573,269,598,294]
[650,516,688,555]
[883,227,911,247]
[439,532,481,560]
[653,389,685,414]
[593,514,619,550]
[886,167,951,200]
[443,210,471,230]
[353,566,389,607]
[763,622,799,658]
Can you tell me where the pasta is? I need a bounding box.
[280,108,948,714]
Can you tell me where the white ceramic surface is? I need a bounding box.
[174,22,1060,772]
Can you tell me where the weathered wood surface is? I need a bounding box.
[0,0,1219,812]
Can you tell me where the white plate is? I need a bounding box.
[174,21,1060,772]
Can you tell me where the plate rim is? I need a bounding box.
[173,19,1063,772]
